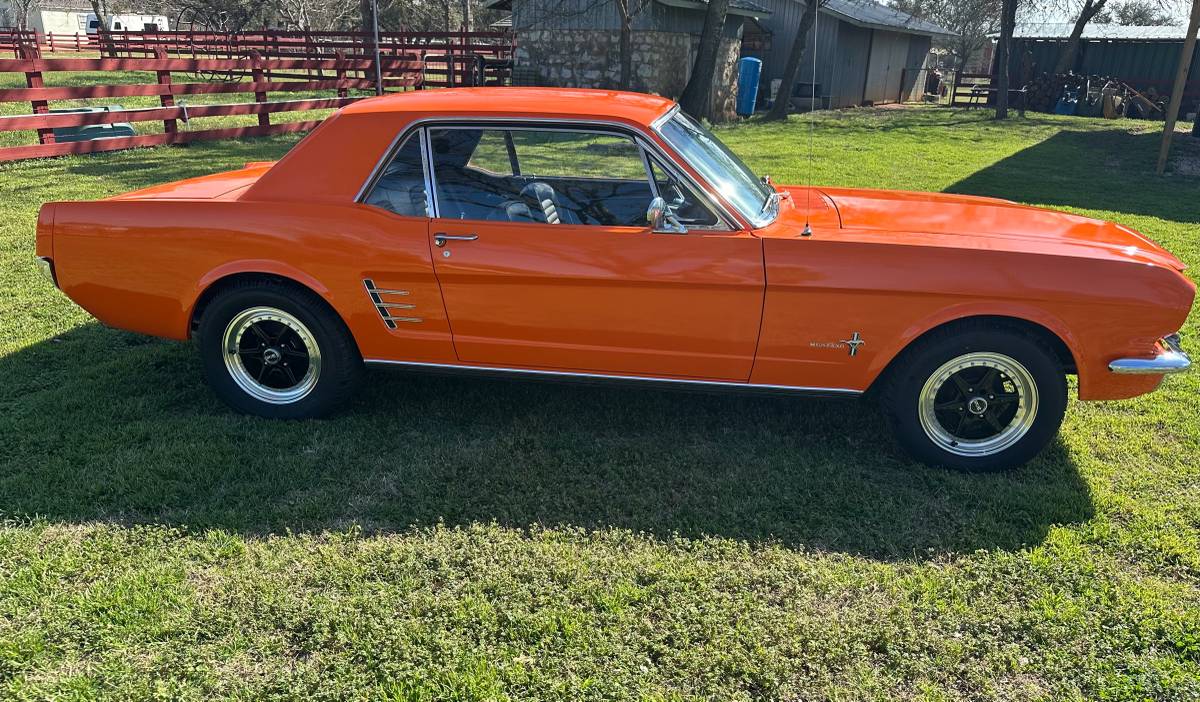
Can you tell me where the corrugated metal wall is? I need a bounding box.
[901,35,931,101]
[744,0,934,108]
[830,22,870,107]
[740,0,846,106]
[863,30,903,102]
[1005,38,1200,93]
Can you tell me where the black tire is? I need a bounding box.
[197,279,363,419]
[880,322,1068,471]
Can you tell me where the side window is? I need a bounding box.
[466,130,513,176]
[429,127,655,227]
[648,158,720,228]
[364,133,428,218]
[510,131,646,181]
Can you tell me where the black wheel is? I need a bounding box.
[881,323,1067,471]
[197,280,363,419]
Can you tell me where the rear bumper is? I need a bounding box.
[1109,334,1191,375]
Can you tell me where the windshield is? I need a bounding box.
[655,110,777,228]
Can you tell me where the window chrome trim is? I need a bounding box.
[422,127,441,217]
[650,107,774,230]
[638,146,660,201]
[353,114,743,231]
[364,358,863,397]
[650,104,679,132]
[419,126,439,219]
[354,128,434,219]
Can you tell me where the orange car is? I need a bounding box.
[34,88,1194,470]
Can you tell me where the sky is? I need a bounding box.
[1022,0,1191,24]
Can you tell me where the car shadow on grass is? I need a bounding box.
[0,325,1094,561]
[947,128,1200,223]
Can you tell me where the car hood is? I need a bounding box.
[814,186,1186,272]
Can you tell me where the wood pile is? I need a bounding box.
[1022,72,1168,119]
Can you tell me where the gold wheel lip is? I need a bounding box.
[917,351,1039,458]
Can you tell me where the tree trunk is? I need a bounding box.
[89,0,113,56]
[360,0,373,32]
[618,0,633,90]
[462,0,473,31]
[1053,0,1107,74]
[679,0,731,119]
[762,0,819,121]
[994,0,1017,119]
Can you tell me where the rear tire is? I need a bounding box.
[881,323,1067,471]
[197,280,362,418]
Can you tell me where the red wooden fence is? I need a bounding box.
[0,54,415,161]
[0,28,515,90]
[0,29,514,162]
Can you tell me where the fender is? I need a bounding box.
[186,259,334,337]
[865,301,1083,387]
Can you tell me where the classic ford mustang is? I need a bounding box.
[34,88,1194,470]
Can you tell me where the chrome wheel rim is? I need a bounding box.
[222,306,321,404]
[918,351,1038,457]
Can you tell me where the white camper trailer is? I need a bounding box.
[84,13,169,33]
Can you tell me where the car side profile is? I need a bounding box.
[34,88,1194,471]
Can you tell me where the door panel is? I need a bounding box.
[430,219,765,380]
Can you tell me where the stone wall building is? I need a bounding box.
[484,0,769,121]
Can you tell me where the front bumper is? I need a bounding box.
[1109,333,1191,375]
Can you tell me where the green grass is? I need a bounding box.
[1,106,1199,701]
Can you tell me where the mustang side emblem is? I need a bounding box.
[810,332,866,357]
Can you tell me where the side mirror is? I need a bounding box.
[646,196,687,234]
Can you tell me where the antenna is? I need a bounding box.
[801,2,819,237]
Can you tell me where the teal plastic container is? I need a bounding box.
[49,105,135,143]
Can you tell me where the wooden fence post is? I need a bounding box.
[155,49,178,135]
[335,49,348,99]
[250,51,270,128]
[21,47,54,145]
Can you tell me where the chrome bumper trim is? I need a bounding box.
[1109,334,1191,375]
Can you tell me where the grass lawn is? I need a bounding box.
[1,106,1199,701]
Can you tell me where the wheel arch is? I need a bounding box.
[867,312,1079,396]
[187,263,336,339]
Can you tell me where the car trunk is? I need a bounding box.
[107,162,276,202]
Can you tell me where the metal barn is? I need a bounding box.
[999,24,1200,104]
[744,0,953,108]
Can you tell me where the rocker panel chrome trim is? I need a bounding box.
[364,359,862,397]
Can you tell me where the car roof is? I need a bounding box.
[340,87,677,127]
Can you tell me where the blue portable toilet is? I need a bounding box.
[736,57,762,117]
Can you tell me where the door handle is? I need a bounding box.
[434,233,478,247]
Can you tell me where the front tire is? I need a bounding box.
[197,280,363,418]
[882,323,1067,471]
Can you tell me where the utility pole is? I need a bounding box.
[1156,0,1200,174]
